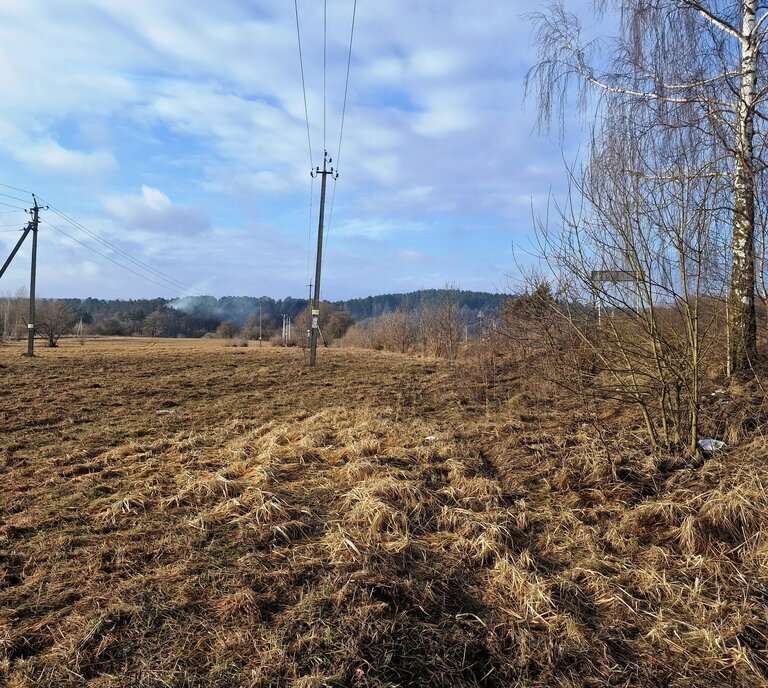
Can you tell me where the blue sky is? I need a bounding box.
[0,0,591,300]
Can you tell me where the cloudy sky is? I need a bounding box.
[0,0,591,300]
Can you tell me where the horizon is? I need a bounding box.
[26,285,508,304]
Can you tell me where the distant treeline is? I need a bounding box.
[0,289,508,340]
[337,290,509,320]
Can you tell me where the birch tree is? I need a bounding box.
[529,0,768,374]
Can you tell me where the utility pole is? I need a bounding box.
[25,198,41,357]
[309,151,338,366]
[307,282,312,348]
[259,298,262,347]
[0,195,43,356]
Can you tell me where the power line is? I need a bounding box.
[322,0,358,280]
[0,201,26,211]
[306,174,315,287]
[0,182,33,195]
[0,190,31,204]
[324,0,327,151]
[336,0,357,171]
[323,178,338,285]
[293,0,314,170]
[0,210,26,215]
[294,0,319,300]
[41,203,197,293]
[0,185,197,297]
[43,220,195,296]
[47,205,197,292]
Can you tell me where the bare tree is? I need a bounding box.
[36,300,76,348]
[0,291,13,342]
[529,0,768,374]
[216,320,239,339]
[532,108,729,453]
[241,315,260,341]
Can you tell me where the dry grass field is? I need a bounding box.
[1,338,768,687]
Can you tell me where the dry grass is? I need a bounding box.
[1,337,767,686]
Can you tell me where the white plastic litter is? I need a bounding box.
[698,439,726,452]
[156,409,174,415]
[424,436,436,442]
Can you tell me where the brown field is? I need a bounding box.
[1,338,767,687]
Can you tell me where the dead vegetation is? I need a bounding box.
[1,338,767,686]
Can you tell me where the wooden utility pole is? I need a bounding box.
[0,194,43,356]
[310,151,337,366]
[25,198,41,357]
[307,282,312,348]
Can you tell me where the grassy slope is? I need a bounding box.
[1,339,767,687]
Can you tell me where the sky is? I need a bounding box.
[0,0,592,301]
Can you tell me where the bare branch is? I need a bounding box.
[681,1,742,39]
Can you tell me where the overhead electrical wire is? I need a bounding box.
[323,0,328,153]
[0,191,31,204]
[0,182,34,195]
[306,176,315,289]
[0,182,197,295]
[40,202,198,294]
[294,0,319,289]
[335,0,357,173]
[323,0,358,274]
[0,201,25,211]
[294,0,314,170]
[43,220,196,297]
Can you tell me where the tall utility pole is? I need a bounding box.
[0,195,43,356]
[310,151,338,367]
[26,198,41,357]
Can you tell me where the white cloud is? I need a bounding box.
[103,186,210,236]
[334,217,429,240]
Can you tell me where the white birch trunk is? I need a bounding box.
[729,0,759,373]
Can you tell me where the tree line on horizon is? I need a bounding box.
[0,288,508,344]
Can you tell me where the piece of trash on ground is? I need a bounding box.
[424,435,436,442]
[698,439,726,452]
[156,409,174,415]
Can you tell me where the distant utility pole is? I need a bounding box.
[281,314,292,347]
[309,151,338,367]
[307,282,312,347]
[259,298,263,347]
[0,194,44,356]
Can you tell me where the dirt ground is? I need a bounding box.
[1,338,767,687]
